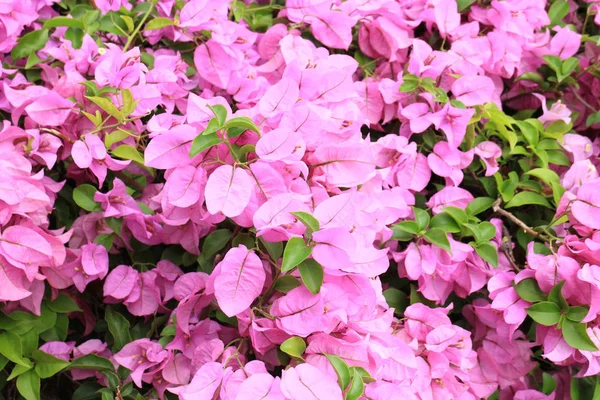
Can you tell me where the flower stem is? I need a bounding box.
[123,0,157,52]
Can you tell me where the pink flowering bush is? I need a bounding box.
[0,0,600,399]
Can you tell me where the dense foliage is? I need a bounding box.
[0,0,600,399]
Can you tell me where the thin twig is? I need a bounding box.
[570,88,597,112]
[40,128,74,143]
[114,171,145,193]
[492,198,540,238]
[501,224,520,271]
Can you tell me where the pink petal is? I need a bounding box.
[104,265,139,300]
[205,165,254,218]
[213,245,266,317]
[24,92,73,126]
[452,76,495,106]
[281,363,343,400]
[144,125,197,169]
[259,78,299,118]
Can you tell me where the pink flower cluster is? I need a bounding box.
[1,0,600,399]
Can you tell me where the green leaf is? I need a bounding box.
[526,301,561,326]
[231,233,255,249]
[25,53,41,69]
[516,120,539,146]
[65,27,84,49]
[298,259,324,294]
[7,363,32,381]
[190,133,222,157]
[72,383,104,400]
[12,29,49,60]
[571,377,600,400]
[0,307,55,335]
[99,388,113,400]
[548,0,569,25]
[516,72,544,84]
[48,294,82,313]
[202,118,221,136]
[542,372,557,395]
[505,192,552,208]
[449,98,465,108]
[444,206,469,225]
[525,168,561,187]
[32,350,70,378]
[73,184,101,212]
[399,80,419,93]
[594,377,600,400]
[111,144,144,166]
[424,228,451,253]
[43,17,84,29]
[392,221,420,235]
[104,129,129,148]
[383,288,409,315]
[326,355,351,390]
[135,201,152,215]
[233,144,255,162]
[290,212,320,233]
[145,17,176,30]
[391,226,414,242]
[201,229,232,259]
[456,0,476,11]
[587,111,600,127]
[260,238,283,261]
[16,370,40,400]
[500,172,520,202]
[562,319,598,351]
[105,307,132,352]
[567,306,590,323]
[466,197,495,215]
[547,149,571,166]
[354,50,376,76]
[209,104,228,126]
[223,117,260,134]
[514,278,547,303]
[281,237,312,272]
[106,217,123,237]
[543,55,563,75]
[37,307,57,335]
[141,52,155,69]
[478,221,497,242]
[81,9,100,26]
[429,213,461,233]
[94,233,114,251]
[346,367,365,400]
[280,337,306,358]
[40,313,69,342]
[561,57,580,78]
[413,208,430,231]
[475,242,499,267]
[0,331,32,367]
[120,15,135,32]
[274,276,301,293]
[21,329,38,357]
[549,281,569,310]
[68,354,115,371]
[87,96,124,123]
[544,120,571,138]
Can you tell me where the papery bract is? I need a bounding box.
[213,245,265,317]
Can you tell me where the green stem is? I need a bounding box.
[583,5,591,36]
[123,0,157,52]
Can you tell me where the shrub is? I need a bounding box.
[0,0,599,399]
